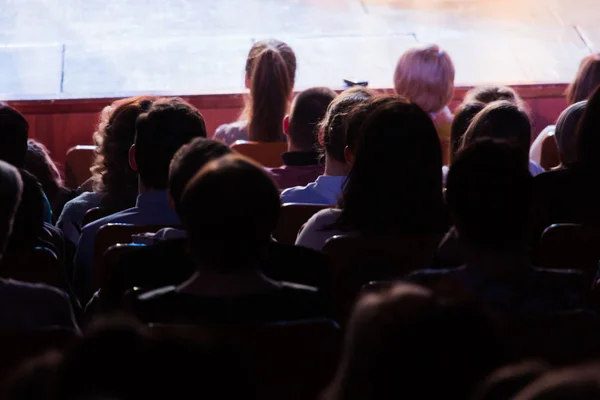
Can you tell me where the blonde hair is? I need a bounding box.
[393,44,455,113]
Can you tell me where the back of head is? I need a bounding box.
[450,101,485,163]
[554,100,587,166]
[320,86,375,164]
[461,100,531,156]
[92,96,156,200]
[514,364,600,400]
[473,361,550,400]
[0,103,28,168]
[566,53,600,104]
[135,97,207,191]
[0,160,22,258]
[288,87,337,151]
[168,137,232,214]
[24,139,63,199]
[464,85,522,106]
[181,155,280,269]
[447,139,532,252]
[6,170,45,255]
[393,44,455,113]
[245,39,296,142]
[326,283,501,400]
[338,95,445,235]
[575,86,600,168]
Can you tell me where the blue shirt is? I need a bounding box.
[74,191,180,298]
[280,175,346,205]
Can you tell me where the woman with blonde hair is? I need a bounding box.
[214,39,296,145]
[393,44,455,165]
[57,96,155,244]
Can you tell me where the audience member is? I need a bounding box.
[74,97,206,299]
[91,138,331,314]
[411,140,586,316]
[550,100,587,168]
[58,96,155,244]
[296,95,447,250]
[514,363,600,400]
[267,87,336,189]
[324,282,503,400]
[0,103,28,168]
[132,155,328,324]
[533,86,600,238]
[393,44,455,164]
[473,361,551,400]
[281,86,373,205]
[461,100,544,176]
[214,39,296,145]
[24,139,76,220]
[463,85,526,109]
[0,161,78,330]
[449,101,485,164]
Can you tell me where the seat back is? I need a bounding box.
[0,328,78,381]
[100,243,146,289]
[539,133,560,170]
[93,224,173,290]
[323,235,441,321]
[230,140,287,167]
[82,207,112,228]
[539,223,600,280]
[65,145,96,189]
[273,203,331,245]
[0,247,66,290]
[149,319,341,400]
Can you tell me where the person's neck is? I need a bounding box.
[137,180,161,195]
[324,155,349,176]
[178,267,279,297]
[287,141,311,154]
[463,243,529,277]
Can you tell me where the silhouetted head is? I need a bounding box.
[336,94,446,236]
[181,155,280,270]
[554,100,587,166]
[243,39,297,142]
[6,170,45,255]
[168,137,232,214]
[566,53,600,104]
[575,86,600,169]
[461,100,531,156]
[286,87,337,151]
[473,361,550,400]
[0,103,28,168]
[464,85,523,107]
[325,282,501,400]
[514,363,600,400]
[0,160,22,258]
[24,139,64,200]
[449,101,485,163]
[447,139,532,253]
[134,97,207,191]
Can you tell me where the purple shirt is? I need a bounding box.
[267,151,324,190]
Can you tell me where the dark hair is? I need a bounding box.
[447,139,532,252]
[473,361,550,400]
[0,161,22,258]
[514,364,600,400]
[0,103,28,168]
[243,39,296,142]
[288,87,337,151]
[0,351,62,400]
[6,170,45,255]
[461,101,532,155]
[555,100,587,166]
[450,102,485,163]
[168,138,232,214]
[24,139,64,203]
[566,54,600,104]
[181,155,280,269]
[325,283,502,400]
[464,85,522,105]
[92,96,155,207]
[319,86,374,163]
[575,86,600,168]
[335,95,446,236]
[135,97,207,190]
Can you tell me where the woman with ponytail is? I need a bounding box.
[214,39,297,145]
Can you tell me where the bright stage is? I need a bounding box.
[0,0,598,100]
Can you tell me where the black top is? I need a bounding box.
[281,151,320,166]
[132,282,328,324]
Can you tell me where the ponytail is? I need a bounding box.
[244,40,296,142]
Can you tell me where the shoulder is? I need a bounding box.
[0,278,71,303]
[59,192,103,220]
[281,182,317,202]
[305,208,341,226]
[213,121,248,145]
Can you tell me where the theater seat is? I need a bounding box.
[322,235,441,322]
[0,247,66,291]
[65,145,96,189]
[230,140,287,167]
[273,203,331,245]
[149,319,341,400]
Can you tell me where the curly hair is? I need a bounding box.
[90,96,156,206]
